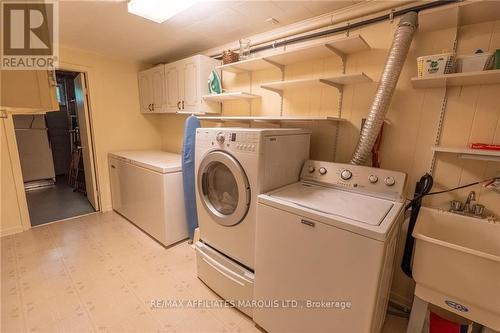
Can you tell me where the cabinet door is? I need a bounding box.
[138,70,152,113]
[151,66,166,113]
[1,70,59,112]
[181,58,199,112]
[165,64,181,113]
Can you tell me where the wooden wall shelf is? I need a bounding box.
[198,116,347,123]
[411,70,500,89]
[202,92,261,102]
[261,73,372,94]
[432,146,500,162]
[419,0,500,32]
[217,34,370,74]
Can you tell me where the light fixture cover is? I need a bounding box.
[127,0,199,23]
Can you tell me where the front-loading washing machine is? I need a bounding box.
[194,128,311,317]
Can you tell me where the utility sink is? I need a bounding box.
[412,207,500,330]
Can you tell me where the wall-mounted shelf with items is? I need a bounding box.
[261,73,372,94]
[197,115,346,124]
[216,34,371,74]
[419,0,500,32]
[202,92,261,102]
[432,146,500,162]
[411,70,500,89]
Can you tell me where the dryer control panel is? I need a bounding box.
[301,160,407,202]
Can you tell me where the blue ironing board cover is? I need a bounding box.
[182,115,200,239]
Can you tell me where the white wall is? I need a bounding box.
[1,46,163,235]
[160,16,500,306]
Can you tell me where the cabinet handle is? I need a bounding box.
[182,100,184,109]
[301,219,315,227]
[151,103,155,111]
[147,103,152,111]
[177,101,181,110]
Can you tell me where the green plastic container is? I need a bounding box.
[496,49,500,69]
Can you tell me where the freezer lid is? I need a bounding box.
[108,150,182,173]
[268,182,394,226]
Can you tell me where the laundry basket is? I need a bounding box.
[417,53,455,77]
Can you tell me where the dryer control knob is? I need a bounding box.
[368,175,378,183]
[340,169,352,180]
[216,132,225,144]
[308,166,315,173]
[318,167,327,175]
[384,176,396,186]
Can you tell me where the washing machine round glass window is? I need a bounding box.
[206,162,239,215]
[198,151,250,227]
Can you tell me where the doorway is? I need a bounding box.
[13,70,99,226]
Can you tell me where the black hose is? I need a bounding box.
[400,174,499,278]
[401,173,433,278]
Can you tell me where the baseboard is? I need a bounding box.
[101,205,113,212]
[390,291,414,310]
[0,225,24,237]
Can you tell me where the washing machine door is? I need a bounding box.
[198,151,250,227]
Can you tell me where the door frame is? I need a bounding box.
[3,62,101,231]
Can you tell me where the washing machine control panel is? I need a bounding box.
[301,160,407,202]
[197,130,260,154]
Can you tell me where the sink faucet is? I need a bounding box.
[449,190,486,218]
[463,191,476,213]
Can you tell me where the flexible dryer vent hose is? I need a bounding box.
[350,12,418,165]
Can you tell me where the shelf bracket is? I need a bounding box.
[325,45,347,74]
[262,58,285,73]
[320,79,343,92]
[253,119,280,126]
[261,86,283,97]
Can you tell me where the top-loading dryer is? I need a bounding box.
[194,128,310,317]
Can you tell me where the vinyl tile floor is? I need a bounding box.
[1,212,408,333]
[26,176,95,227]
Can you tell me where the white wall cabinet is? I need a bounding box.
[138,65,167,113]
[1,70,59,112]
[139,55,220,114]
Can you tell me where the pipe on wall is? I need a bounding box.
[206,1,418,58]
[207,1,451,60]
[350,11,418,165]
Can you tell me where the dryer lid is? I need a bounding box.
[269,182,394,226]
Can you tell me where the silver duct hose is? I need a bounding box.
[350,12,418,165]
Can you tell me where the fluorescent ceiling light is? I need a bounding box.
[127,0,200,23]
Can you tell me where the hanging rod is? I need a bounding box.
[213,0,458,60]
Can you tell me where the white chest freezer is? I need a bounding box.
[108,150,188,247]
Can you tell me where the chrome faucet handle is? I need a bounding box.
[472,204,485,217]
[450,200,462,211]
[463,191,477,213]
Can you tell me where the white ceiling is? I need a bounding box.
[59,1,360,64]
